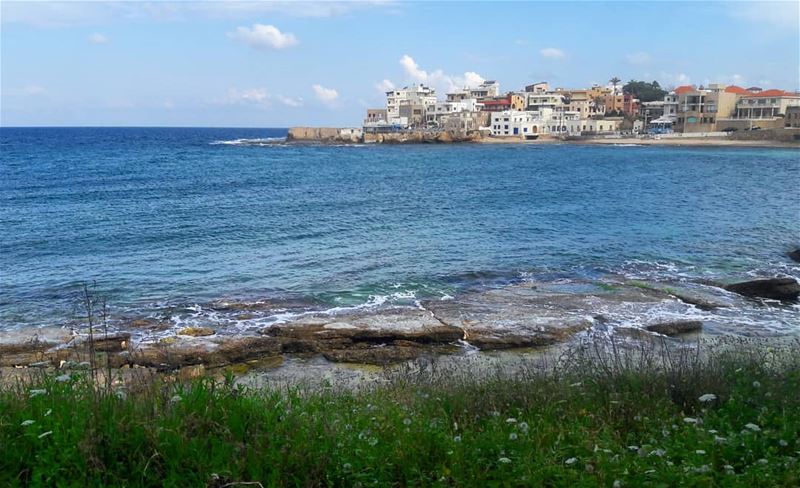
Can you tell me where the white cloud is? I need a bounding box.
[397,55,486,95]
[400,55,428,82]
[88,33,109,44]
[312,84,339,105]
[463,71,485,88]
[231,88,270,104]
[227,24,297,50]
[375,79,396,93]
[222,88,303,108]
[276,94,303,107]
[626,51,651,65]
[729,2,800,30]
[540,47,565,59]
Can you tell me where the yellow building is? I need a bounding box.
[510,93,526,111]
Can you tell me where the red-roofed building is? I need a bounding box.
[724,85,749,95]
[479,96,512,112]
[734,89,800,119]
[674,85,695,95]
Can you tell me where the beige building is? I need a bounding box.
[674,84,741,133]
[734,90,800,119]
[564,90,606,119]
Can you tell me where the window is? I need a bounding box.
[505,125,509,129]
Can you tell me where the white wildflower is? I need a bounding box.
[519,421,529,433]
[565,457,578,465]
[570,382,582,387]
[44,409,51,417]
[453,435,461,443]
[744,423,761,432]
[757,458,768,465]
[645,469,656,474]
[714,435,727,444]
[29,389,47,398]
[509,433,518,441]
[650,449,666,457]
[170,394,182,403]
[627,445,640,451]
[55,374,71,383]
[403,418,411,426]
[505,418,517,424]
[696,450,706,455]
[752,381,761,388]
[724,464,734,471]
[21,420,35,426]
[698,393,717,403]
[779,439,788,447]
[38,431,53,439]
[707,429,718,434]
[683,417,699,424]
[343,463,352,471]
[612,480,622,488]
[498,457,512,464]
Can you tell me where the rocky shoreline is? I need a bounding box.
[2,275,797,386]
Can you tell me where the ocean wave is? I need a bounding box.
[210,137,286,146]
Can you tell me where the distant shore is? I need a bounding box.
[288,126,800,148]
[477,136,800,148]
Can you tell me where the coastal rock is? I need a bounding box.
[0,341,58,367]
[178,327,216,337]
[788,249,800,263]
[645,320,703,336]
[124,336,281,370]
[724,278,800,301]
[262,308,464,364]
[423,285,595,350]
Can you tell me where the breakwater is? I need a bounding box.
[287,126,482,143]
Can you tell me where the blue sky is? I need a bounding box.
[1,0,798,127]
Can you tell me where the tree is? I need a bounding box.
[609,77,622,93]
[623,80,667,102]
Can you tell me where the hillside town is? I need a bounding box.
[361,78,800,140]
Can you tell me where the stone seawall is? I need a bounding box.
[363,131,481,144]
[287,127,362,143]
[288,127,484,144]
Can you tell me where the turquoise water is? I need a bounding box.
[1,128,798,333]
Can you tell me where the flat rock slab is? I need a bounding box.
[422,285,610,349]
[262,308,464,364]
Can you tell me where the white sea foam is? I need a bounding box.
[210,137,286,146]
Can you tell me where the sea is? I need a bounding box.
[1,127,798,339]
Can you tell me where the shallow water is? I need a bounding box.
[1,127,798,337]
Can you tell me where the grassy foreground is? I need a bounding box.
[1,338,799,487]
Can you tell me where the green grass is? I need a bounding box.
[1,339,799,487]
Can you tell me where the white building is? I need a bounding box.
[386,84,437,125]
[446,81,501,102]
[490,111,546,137]
[426,99,482,126]
[525,93,566,112]
[663,92,678,121]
